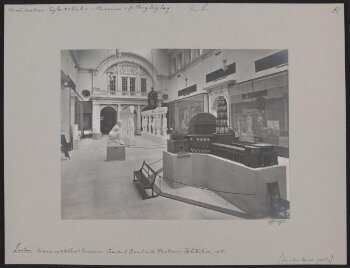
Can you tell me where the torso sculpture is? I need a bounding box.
[144,116,148,132]
[148,117,152,133]
[151,117,155,134]
[108,120,124,144]
[126,117,135,144]
[162,116,167,133]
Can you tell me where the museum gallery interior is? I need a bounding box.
[61,49,290,220]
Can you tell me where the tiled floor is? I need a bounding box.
[61,135,244,220]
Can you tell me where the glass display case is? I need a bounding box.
[229,71,289,154]
[168,93,206,133]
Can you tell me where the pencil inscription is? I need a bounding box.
[7,4,172,15]
[12,243,225,257]
[277,253,334,264]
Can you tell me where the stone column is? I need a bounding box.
[141,114,144,133]
[154,114,158,136]
[115,73,119,95]
[162,114,168,136]
[174,104,179,130]
[148,115,152,133]
[144,114,148,133]
[92,102,102,139]
[203,93,209,113]
[283,95,288,132]
[136,71,140,96]
[117,104,121,122]
[79,102,84,134]
[157,114,162,136]
[69,96,75,143]
[151,116,155,134]
[127,77,130,96]
[117,71,122,95]
[136,105,141,135]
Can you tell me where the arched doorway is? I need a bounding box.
[100,107,117,134]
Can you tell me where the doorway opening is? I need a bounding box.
[100,107,117,134]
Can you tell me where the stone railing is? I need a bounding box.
[92,87,148,97]
[141,107,168,138]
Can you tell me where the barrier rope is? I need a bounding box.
[156,174,255,196]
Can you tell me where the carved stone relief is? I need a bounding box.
[95,54,159,90]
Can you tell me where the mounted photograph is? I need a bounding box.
[61,49,289,220]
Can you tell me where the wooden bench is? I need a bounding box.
[133,161,161,200]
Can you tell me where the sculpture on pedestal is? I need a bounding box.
[148,116,152,133]
[142,115,145,132]
[108,120,124,145]
[151,116,155,134]
[162,115,167,135]
[144,115,148,132]
[154,115,158,135]
[127,117,135,144]
[107,120,126,161]
[156,115,161,136]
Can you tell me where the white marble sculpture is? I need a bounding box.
[108,120,124,144]
[117,106,136,146]
[148,116,151,133]
[154,115,158,135]
[156,115,161,136]
[143,115,148,132]
[162,116,167,135]
[141,116,145,132]
[127,117,135,144]
[151,116,155,134]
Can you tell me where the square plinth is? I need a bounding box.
[106,142,126,161]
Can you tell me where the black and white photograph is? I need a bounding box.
[5,3,346,265]
[61,49,290,220]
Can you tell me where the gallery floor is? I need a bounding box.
[61,135,289,220]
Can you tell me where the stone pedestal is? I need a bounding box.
[163,151,192,188]
[92,132,102,139]
[106,141,126,161]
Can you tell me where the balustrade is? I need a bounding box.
[141,107,168,139]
